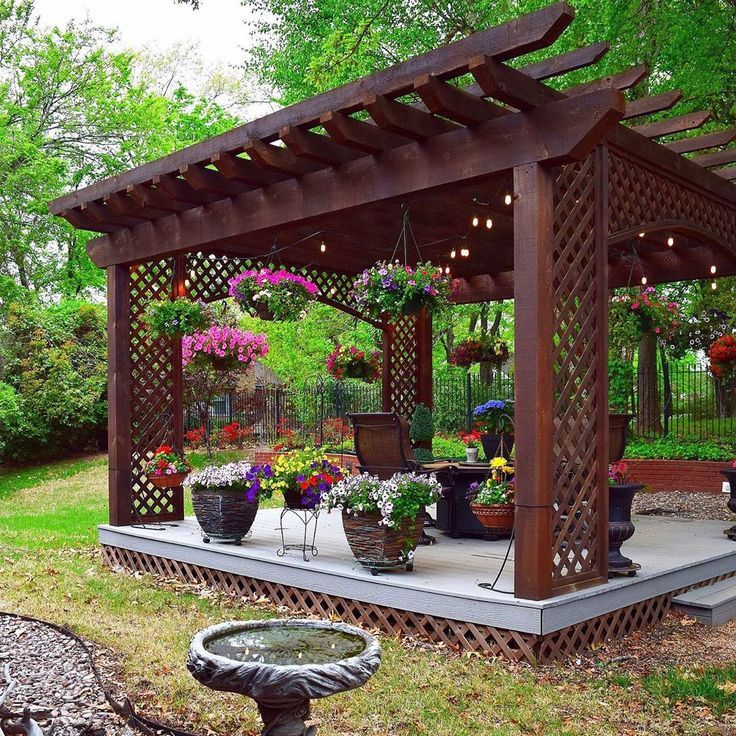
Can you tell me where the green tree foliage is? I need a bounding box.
[0,300,107,461]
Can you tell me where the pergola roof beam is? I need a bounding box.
[209,151,288,186]
[48,2,575,215]
[180,163,252,197]
[104,192,171,221]
[621,90,683,120]
[81,201,144,230]
[279,126,364,165]
[691,148,736,168]
[520,41,610,80]
[717,166,736,181]
[87,88,625,268]
[153,174,220,205]
[413,74,507,124]
[245,139,325,176]
[365,93,459,140]
[664,128,736,154]
[563,64,648,96]
[319,111,412,154]
[632,110,712,139]
[126,184,190,213]
[60,207,120,233]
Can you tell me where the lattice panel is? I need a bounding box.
[102,545,731,664]
[128,260,182,520]
[608,148,736,248]
[550,156,605,587]
[386,315,420,417]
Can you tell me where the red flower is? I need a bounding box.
[155,445,173,455]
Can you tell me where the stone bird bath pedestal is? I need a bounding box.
[187,619,382,736]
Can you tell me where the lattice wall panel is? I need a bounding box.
[550,155,606,588]
[129,260,181,520]
[386,315,420,417]
[608,148,736,247]
[103,545,731,664]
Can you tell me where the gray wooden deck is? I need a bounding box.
[99,510,736,635]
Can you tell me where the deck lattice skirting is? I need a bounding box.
[101,545,735,664]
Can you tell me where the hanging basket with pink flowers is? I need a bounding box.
[228,267,320,321]
[326,344,382,383]
[182,325,269,372]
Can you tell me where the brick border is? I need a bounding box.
[626,459,729,493]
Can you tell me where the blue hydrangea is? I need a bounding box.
[473,399,506,416]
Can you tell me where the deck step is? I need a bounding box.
[672,577,736,626]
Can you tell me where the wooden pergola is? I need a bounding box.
[50,2,736,602]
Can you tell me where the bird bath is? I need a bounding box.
[187,619,382,736]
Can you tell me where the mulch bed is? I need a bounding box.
[633,490,734,521]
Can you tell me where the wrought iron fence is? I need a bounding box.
[185,366,734,444]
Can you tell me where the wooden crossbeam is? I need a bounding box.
[365,93,458,140]
[87,88,625,267]
[60,207,120,233]
[563,64,648,96]
[664,128,736,154]
[691,148,736,168]
[520,41,610,80]
[319,111,411,154]
[126,184,189,213]
[717,166,736,181]
[210,151,287,186]
[279,126,363,165]
[153,174,219,204]
[245,139,325,176]
[104,192,170,221]
[621,90,682,120]
[469,54,560,109]
[180,163,250,196]
[49,2,574,215]
[81,201,144,229]
[413,74,506,124]
[631,110,712,139]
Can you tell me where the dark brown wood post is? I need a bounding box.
[416,308,433,412]
[513,162,554,601]
[170,256,186,519]
[107,264,133,526]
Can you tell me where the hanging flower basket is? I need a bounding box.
[182,325,269,372]
[321,472,442,573]
[228,268,319,321]
[185,461,273,544]
[143,298,208,340]
[448,336,510,368]
[352,261,452,322]
[144,445,191,488]
[326,344,382,383]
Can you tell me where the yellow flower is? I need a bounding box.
[490,457,507,469]
[502,465,514,475]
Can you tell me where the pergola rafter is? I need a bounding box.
[50,2,736,603]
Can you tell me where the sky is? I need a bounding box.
[33,0,257,69]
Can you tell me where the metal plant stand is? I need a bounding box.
[278,507,320,562]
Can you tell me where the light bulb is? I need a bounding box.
[485,217,493,229]
[504,194,512,206]
[184,279,191,288]
[710,265,717,274]
[712,281,718,290]
[471,215,479,227]
[320,240,326,253]
[641,275,647,285]
[444,266,450,275]
[638,232,645,238]
[667,236,674,247]
[189,269,196,279]
[460,247,470,257]
[450,248,456,259]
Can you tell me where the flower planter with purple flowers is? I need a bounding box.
[228,268,319,321]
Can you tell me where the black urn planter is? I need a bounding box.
[608,482,643,573]
[608,413,633,464]
[192,489,259,544]
[720,468,736,540]
[480,433,514,461]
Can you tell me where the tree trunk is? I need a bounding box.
[637,330,662,435]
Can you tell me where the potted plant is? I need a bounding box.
[144,445,191,488]
[351,261,452,321]
[459,430,481,463]
[472,399,514,460]
[182,324,269,372]
[467,457,515,533]
[326,344,382,383]
[321,471,443,574]
[185,461,272,544]
[264,447,345,510]
[720,460,736,540]
[608,461,643,572]
[448,335,510,368]
[143,298,208,339]
[228,267,319,321]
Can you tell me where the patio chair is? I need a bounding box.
[348,412,451,545]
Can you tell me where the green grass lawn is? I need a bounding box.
[0,453,734,735]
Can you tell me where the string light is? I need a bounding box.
[504,193,513,206]
[450,248,456,259]
[485,217,493,229]
[460,246,470,257]
[641,275,647,285]
[638,232,645,238]
[320,240,326,253]
[444,265,451,275]
[667,236,674,247]
[471,214,479,227]
[712,281,718,290]
[189,269,196,279]
[710,265,717,274]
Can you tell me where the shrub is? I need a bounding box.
[624,436,736,461]
[0,382,23,459]
[410,403,434,443]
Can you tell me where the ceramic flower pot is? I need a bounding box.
[147,472,188,489]
[470,503,514,533]
[341,509,424,574]
[192,488,259,544]
[608,482,643,570]
[480,433,514,461]
[465,447,479,463]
